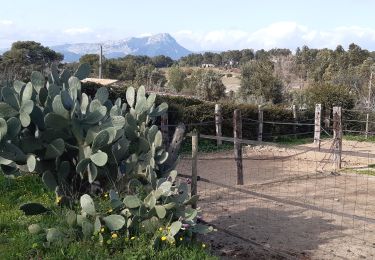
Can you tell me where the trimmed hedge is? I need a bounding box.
[83,83,375,139]
[82,83,315,141]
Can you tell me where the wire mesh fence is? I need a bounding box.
[175,129,375,259]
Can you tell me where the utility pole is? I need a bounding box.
[366,70,373,139]
[99,45,103,79]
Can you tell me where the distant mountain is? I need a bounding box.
[51,33,191,62]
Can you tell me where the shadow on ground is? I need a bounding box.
[202,205,346,259]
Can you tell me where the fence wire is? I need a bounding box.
[176,131,375,259]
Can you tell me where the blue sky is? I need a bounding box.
[1,0,375,51]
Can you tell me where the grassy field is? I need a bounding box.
[0,174,216,260]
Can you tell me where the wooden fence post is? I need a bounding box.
[191,130,198,209]
[234,109,244,185]
[292,105,298,138]
[333,106,342,170]
[215,104,222,145]
[258,105,263,142]
[366,71,373,139]
[162,123,186,172]
[323,108,330,129]
[365,112,370,139]
[161,113,169,149]
[314,104,322,148]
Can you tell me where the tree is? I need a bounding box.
[186,68,205,91]
[304,83,355,110]
[79,54,99,76]
[240,49,254,64]
[149,69,167,89]
[135,64,156,87]
[255,49,269,60]
[196,70,226,101]
[212,53,222,66]
[221,50,242,64]
[179,53,204,67]
[151,55,174,68]
[240,60,284,104]
[118,59,138,82]
[103,59,122,79]
[0,41,63,82]
[167,66,187,92]
[268,48,292,57]
[348,43,369,67]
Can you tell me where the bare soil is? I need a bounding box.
[177,140,375,259]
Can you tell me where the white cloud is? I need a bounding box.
[0,20,13,26]
[137,33,153,37]
[63,27,93,35]
[173,22,375,51]
[2,21,375,52]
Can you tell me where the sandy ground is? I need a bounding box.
[176,140,375,259]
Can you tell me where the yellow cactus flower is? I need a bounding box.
[111,233,118,239]
[107,208,113,213]
[100,227,105,233]
[104,193,109,198]
[131,236,135,240]
[179,237,183,241]
[202,243,206,248]
[161,236,167,241]
[55,196,62,204]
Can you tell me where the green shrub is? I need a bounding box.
[0,65,212,251]
[0,174,215,259]
[304,83,355,110]
[83,84,315,141]
[196,70,226,101]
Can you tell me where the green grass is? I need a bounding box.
[273,133,334,146]
[340,166,375,176]
[181,138,233,154]
[180,135,317,153]
[0,174,216,260]
[273,136,314,146]
[343,134,375,142]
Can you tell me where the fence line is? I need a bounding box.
[171,104,375,258]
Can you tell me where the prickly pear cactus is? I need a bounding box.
[5,65,213,247]
[0,64,169,201]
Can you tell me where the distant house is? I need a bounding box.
[81,78,118,86]
[201,63,215,68]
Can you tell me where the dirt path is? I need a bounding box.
[177,140,375,259]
